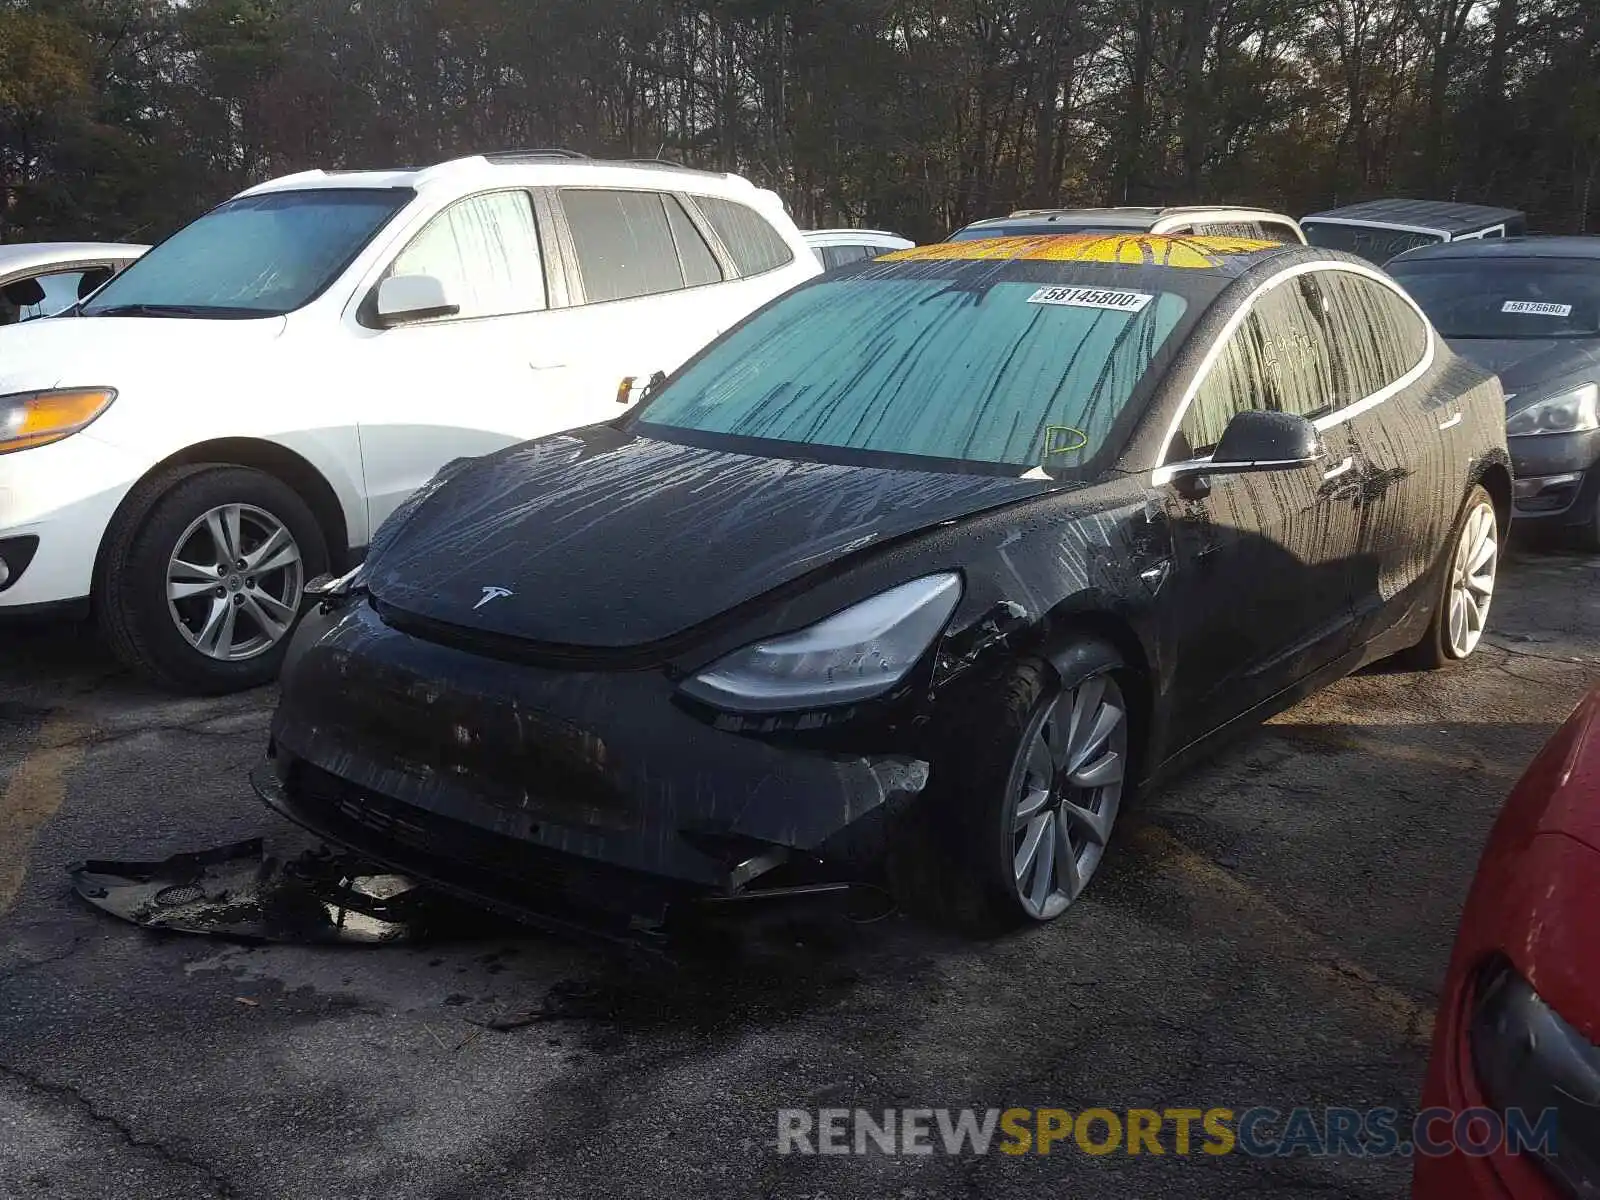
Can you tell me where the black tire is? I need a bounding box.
[98,465,328,694]
[1403,484,1498,670]
[906,642,1130,935]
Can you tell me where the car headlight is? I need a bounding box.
[1470,963,1600,1197]
[679,573,963,713]
[1506,383,1599,437]
[0,388,117,454]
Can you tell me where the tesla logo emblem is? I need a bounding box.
[474,586,514,610]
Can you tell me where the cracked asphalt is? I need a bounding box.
[1,546,1596,1199]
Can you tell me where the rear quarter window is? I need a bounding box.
[1191,220,1264,239]
[693,196,795,277]
[1315,270,1430,404]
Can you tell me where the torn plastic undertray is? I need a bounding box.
[66,838,482,945]
[67,838,893,953]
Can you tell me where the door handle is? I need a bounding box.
[1322,456,1354,481]
[529,360,567,371]
[1437,412,1463,431]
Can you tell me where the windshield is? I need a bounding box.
[948,223,1133,242]
[634,273,1190,474]
[1389,258,1600,340]
[82,188,413,318]
[1302,221,1443,265]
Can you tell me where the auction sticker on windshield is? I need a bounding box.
[1027,286,1154,313]
[1501,300,1573,316]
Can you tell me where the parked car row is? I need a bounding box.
[1,161,1589,1196]
[0,168,1570,937]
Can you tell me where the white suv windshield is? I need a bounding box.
[82,188,413,319]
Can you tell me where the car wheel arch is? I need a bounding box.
[1020,607,1155,778]
[1474,459,1513,533]
[93,438,353,596]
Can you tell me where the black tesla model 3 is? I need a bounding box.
[253,234,1511,936]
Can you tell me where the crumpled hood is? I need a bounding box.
[0,314,286,392]
[365,427,1053,649]
[1445,336,1600,403]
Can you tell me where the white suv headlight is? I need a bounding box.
[0,388,117,454]
[679,573,963,713]
[1506,382,1599,437]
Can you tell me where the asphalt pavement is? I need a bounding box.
[1,546,1596,1199]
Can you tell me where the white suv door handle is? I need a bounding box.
[1437,412,1463,431]
[1322,456,1355,481]
[529,360,567,371]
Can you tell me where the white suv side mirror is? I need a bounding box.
[375,274,460,327]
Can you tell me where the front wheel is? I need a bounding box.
[98,465,328,693]
[923,647,1132,931]
[1406,484,1498,669]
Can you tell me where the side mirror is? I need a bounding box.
[374,274,460,327]
[1164,410,1323,490]
[1211,410,1323,471]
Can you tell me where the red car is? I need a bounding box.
[1415,687,1600,1198]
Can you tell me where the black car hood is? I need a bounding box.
[1445,337,1600,402]
[364,428,1054,649]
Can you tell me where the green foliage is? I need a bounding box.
[0,0,1596,243]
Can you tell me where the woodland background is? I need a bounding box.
[2,0,1597,245]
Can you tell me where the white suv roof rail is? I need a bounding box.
[240,153,761,199]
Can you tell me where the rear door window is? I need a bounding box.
[560,189,694,303]
[693,196,795,277]
[388,190,546,319]
[1312,269,1430,403]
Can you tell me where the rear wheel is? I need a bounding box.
[98,465,328,693]
[1406,485,1498,669]
[920,646,1131,932]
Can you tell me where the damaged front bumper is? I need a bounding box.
[254,601,930,930]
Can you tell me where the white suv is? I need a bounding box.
[0,152,819,691]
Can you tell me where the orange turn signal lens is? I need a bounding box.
[0,388,117,454]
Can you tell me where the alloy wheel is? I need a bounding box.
[1447,501,1497,658]
[166,503,305,661]
[1009,673,1128,920]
